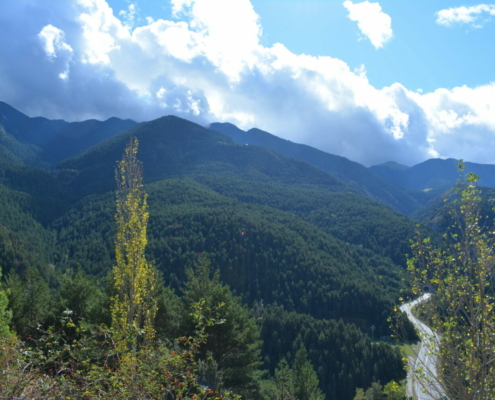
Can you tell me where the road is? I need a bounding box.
[400,294,447,400]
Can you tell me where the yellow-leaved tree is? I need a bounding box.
[406,162,495,399]
[111,136,157,352]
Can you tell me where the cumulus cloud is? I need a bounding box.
[0,0,494,166]
[343,1,393,49]
[436,4,495,27]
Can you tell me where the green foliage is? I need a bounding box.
[261,306,405,400]
[6,267,54,339]
[111,137,157,351]
[273,358,294,400]
[211,122,428,215]
[0,268,12,338]
[196,175,422,268]
[382,380,407,400]
[182,254,263,398]
[0,112,424,399]
[55,267,108,325]
[364,382,384,400]
[0,305,240,399]
[353,380,406,400]
[51,179,403,335]
[265,346,324,400]
[292,345,325,400]
[407,162,495,399]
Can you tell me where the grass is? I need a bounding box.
[400,341,421,359]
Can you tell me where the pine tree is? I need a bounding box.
[6,267,52,338]
[182,254,263,398]
[274,358,295,400]
[0,268,12,338]
[111,137,157,351]
[292,344,325,400]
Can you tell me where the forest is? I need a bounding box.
[0,106,442,399]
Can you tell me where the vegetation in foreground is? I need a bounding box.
[403,163,495,399]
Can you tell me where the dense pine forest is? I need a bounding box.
[0,102,466,399]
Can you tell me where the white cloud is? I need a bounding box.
[171,0,262,80]
[343,1,393,49]
[0,0,495,166]
[38,25,73,59]
[119,3,138,30]
[77,0,131,65]
[436,4,495,27]
[38,24,74,80]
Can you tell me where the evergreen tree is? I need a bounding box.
[0,268,12,338]
[56,267,108,325]
[182,254,263,398]
[6,267,53,338]
[274,358,295,400]
[292,344,325,400]
[364,382,384,400]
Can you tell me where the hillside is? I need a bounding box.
[210,122,430,215]
[0,110,423,399]
[0,101,136,168]
[370,158,495,192]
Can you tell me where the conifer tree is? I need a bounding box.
[0,268,12,338]
[292,344,325,400]
[111,137,157,351]
[182,254,263,398]
[274,358,295,400]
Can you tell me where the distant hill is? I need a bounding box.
[370,158,495,191]
[0,101,136,167]
[43,117,137,163]
[0,101,68,146]
[58,116,348,196]
[210,122,429,215]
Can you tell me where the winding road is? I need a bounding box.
[400,294,448,400]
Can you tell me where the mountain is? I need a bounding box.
[43,117,137,163]
[54,115,417,311]
[0,108,424,399]
[0,101,68,146]
[370,158,495,192]
[57,116,348,197]
[0,101,136,167]
[210,122,430,215]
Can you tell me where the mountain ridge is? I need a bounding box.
[210,122,430,215]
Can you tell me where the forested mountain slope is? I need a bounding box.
[0,101,136,168]
[0,111,421,399]
[371,158,495,192]
[210,122,430,215]
[412,185,495,234]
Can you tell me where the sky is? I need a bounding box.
[1,0,494,166]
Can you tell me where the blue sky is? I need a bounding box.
[107,0,495,92]
[251,0,495,91]
[1,0,495,166]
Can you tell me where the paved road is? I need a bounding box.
[400,294,447,400]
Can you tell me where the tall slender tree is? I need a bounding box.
[407,163,495,399]
[111,137,157,351]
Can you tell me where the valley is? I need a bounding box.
[0,101,490,399]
